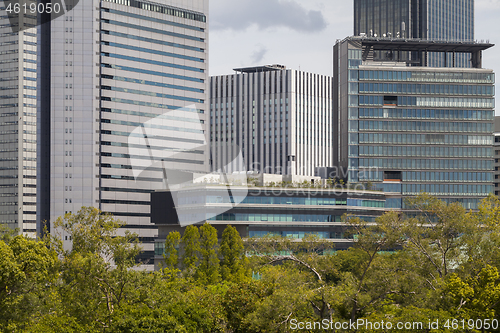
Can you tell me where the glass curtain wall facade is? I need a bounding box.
[334,38,495,210]
[38,0,208,264]
[354,0,474,67]
[210,68,335,176]
[0,1,37,237]
[152,185,396,267]
[494,117,500,196]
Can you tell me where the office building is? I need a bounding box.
[334,37,495,209]
[38,0,209,263]
[494,117,500,197]
[0,1,37,237]
[151,175,399,268]
[354,0,475,67]
[210,65,335,177]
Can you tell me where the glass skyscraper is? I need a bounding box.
[334,37,495,209]
[354,0,475,67]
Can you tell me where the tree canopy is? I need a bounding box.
[1,195,500,332]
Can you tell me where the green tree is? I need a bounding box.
[53,207,141,330]
[181,225,200,273]
[220,225,249,282]
[163,231,181,270]
[0,235,58,331]
[196,222,220,284]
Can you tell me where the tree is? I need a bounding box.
[163,231,181,270]
[220,225,248,282]
[442,265,500,320]
[196,222,220,284]
[53,207,141,330]
[400,194,474,284]
[181,225,200,274]
[0,235,58,331]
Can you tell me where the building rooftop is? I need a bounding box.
[233,64,286,73]
[340,36,494,68]
[345,36,494,53]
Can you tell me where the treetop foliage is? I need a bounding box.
[1,195,500,332]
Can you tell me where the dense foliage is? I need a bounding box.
[1,195,500,332]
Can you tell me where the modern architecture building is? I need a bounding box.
[38,0,209,263]
[494,116,500,196]
[354,0,475,67]
[210,65,335,177]
[151,174,399,268]
[334,37,495,209]
[0,1,37,237]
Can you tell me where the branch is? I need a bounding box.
[280,312,293,325]
[267,255,322,281]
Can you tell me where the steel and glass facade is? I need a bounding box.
[210,66,335,176]
[152,185,397,267]
[354,0,475,67]
[334,38,495,209]
[0,1,37,237]
[38,0,208,264]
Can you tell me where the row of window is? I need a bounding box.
[101,52,204,73]
[102,30,204,53]
[356,120,492,133]
[101,63,204,83]
[102,41,204,63]
[101,97,204,114]
[208,213,342,222]
[358,95,494,108]
[402,184,492,196]
[358,70,494,83]
[356,108,493,120]
[101,118,203,134]
[357,145,492,158]
[360,170,492,183]
[101,86,203,103]
[102,19,203,42]
[103,0,207,22]
[101,129,205,145]
[358,82,493,96]
[248,230,347,239]
[102,141,204,155]
[182,195,385,207]
[356,158,492,170]
[101,108,203,124]
[101,152,204,165]
[356,133,492,146]
[102,8,204,31]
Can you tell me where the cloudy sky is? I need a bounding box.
[209,0,499,110]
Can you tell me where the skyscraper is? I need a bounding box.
[334,37,495,209]
[354,0,475,67]
[210,65,335,176]
[38,0,209,264]
[0,0,37,237]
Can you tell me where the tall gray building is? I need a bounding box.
[38,0,209,263]
[210,65,335,177]
[0,0,37,237]
[354,0,475,67]
[334,37,495,209]
[494,117,500,197]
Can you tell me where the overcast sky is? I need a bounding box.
[209,0,499,111]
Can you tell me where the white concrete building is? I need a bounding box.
[210,65,335,177]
